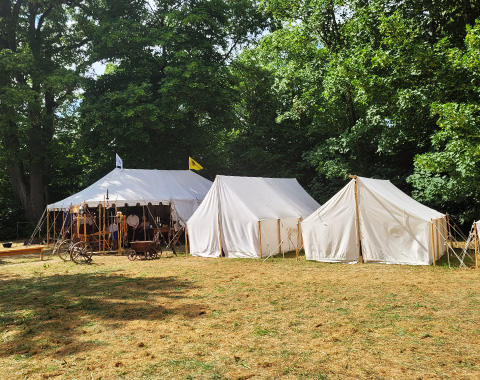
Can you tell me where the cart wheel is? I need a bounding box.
[128,249,137,261]
[71,241,93,264]
[54,239,72,261]
[145,247,157,260]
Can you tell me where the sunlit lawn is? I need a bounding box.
[0,249,479,379]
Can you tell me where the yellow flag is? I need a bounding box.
[189,157,203,170]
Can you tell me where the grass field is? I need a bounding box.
[0,249,479,379]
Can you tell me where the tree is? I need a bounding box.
[78,0,269,182]
[0,0,95,221]
[409,22,480,223]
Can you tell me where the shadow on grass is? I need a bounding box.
[0,272,206,358]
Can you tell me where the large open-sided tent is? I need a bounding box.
[47,168,213,223]
[187,175,320,258]
[302,176,447,265]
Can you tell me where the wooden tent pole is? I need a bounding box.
[277,219,283,257]
[300,217,303,248]
[53,210,56,244]
[474,223,478,269]
[296,218,300,261]
[218,217,223,257]
[143,205,146,241]
[430,219,436,267]
[185,226,188,257]
[349,175,362,263]
[47,210,50,248]
[102,200,106,252]
[62,211,65,237]
[258,220,262,258]
[83,203,87,242]
[98,205,101,252]
[76,215,80,239]
[435,219,440,262]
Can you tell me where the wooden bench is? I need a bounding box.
[0,245,46,261]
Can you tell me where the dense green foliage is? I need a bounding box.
[0,0,479,239]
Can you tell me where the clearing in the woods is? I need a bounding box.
[0,250,479,379]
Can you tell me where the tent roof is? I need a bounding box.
[47,168,213,211]
[216,175,320,220]
[357,176,444,221]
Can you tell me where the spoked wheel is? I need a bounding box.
[54,239,72,261]
[146,247,157,260]
[128,249,137,261]
[70,241,93,264]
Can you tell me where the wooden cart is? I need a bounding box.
[128,232,162,260]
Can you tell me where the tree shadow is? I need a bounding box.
[0,272,207,358]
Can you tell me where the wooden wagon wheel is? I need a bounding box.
[70,241,93,264]
[146,247,157,260]
[128,249,137,261]
[54,239,72,261]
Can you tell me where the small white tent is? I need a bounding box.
[302,176,447,265]
[47,169,213,223]
[187,175,320,258]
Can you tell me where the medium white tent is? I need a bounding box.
[47,168,213,223]
[302,176,447,265]
[187,175,320,258]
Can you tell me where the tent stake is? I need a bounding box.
[430,220,436,267]
[47,210,50,248]
[277,219,283,257]
[350,175,363,263]
[258,220,262,259]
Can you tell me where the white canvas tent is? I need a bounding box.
[302,176,447,265]
[187,175,320,258]
[47,169,213,223]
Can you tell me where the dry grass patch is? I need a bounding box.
[0,252,479,379]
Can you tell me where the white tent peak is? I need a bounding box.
[302,176,446,265]
[47,168,213,222]
[187,175,320,259]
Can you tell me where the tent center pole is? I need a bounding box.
[350,175,363,263]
